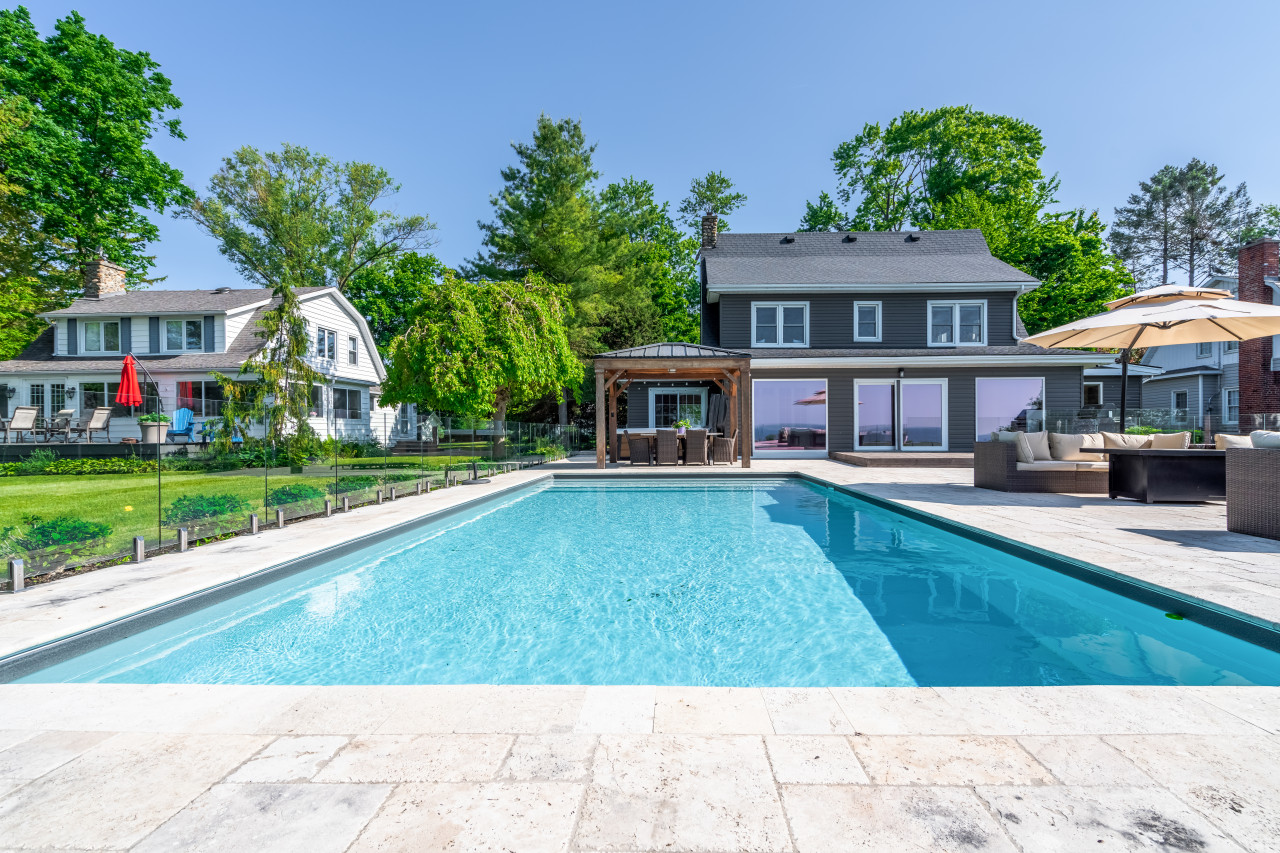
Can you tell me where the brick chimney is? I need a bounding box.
[83,257,127,299]
[1237,237,1280,430]
[700,212,718,249]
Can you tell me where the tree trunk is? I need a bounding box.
[558,386,570,425]
[493,387,510,459]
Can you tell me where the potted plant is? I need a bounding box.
[674,418,691,436]
[137,412,170,444]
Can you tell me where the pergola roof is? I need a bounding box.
[595,343,750,359]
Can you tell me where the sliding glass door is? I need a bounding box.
[855,379,948,451]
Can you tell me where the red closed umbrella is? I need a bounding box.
[116,354,143,407]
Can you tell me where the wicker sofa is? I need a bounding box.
[1226,446,1280,539]
[974,439,1109,494]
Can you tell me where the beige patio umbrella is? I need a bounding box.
[1022,292,1280,427]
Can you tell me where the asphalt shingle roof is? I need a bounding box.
[743,345,1103,359]
[42,288,280,316]
[702,230,1039,287]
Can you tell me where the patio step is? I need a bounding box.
[831,451,974,468]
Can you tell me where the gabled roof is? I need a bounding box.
[595,343,751,359]
[41,287,287,317]
[702,229,1038,288]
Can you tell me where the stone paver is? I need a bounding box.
[851,734,1055,786]
[314,734,513,783]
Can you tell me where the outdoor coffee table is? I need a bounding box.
[1094,448,1226,503]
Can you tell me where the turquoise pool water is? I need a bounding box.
[16,479,1280,686]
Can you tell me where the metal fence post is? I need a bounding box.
[388,486,396,501]
[7,559,24,593]
[342,496,350,513]
[376,490,383,505]
[276,508,285,529]
[324,499,333,517]
[249,513,259,535]
[132,536,145,562]
[177,527,189,552]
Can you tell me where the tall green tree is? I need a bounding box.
[346,252,447,355]
[797,191,849,232]
[1110,165,1182,287]
[677,170,747,232]
[380,272,581,424]
[0,7,190,282]
[815,106,1045,231]
[183,143,434,293]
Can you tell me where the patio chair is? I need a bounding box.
[685,429,709,465]
[627,432,653,465]
[166,407,195,443]
[44,408,77,443]
[2,406,39,443]
[68,407,112,443]
[710,429,738,465]
[655,429,680,465]
[199,418,244,447]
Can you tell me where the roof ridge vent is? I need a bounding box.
[781,235,796,243]
[906,232,922,242]
[842,234,858,243]
[213,286,233,294]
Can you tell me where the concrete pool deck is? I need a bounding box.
[0,456,1278,851]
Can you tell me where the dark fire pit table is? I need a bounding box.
[1098,447,1227,503]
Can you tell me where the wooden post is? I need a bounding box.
[727,375,738,457]
[595,368,606,468]
[608,380,619,463]
[740,366,752,468]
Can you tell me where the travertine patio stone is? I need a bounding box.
[225,735,349,783]
[850,735,1054,786]
[258,686,413,735]
[0,730,111,779]
[765,735,869,784]
[1104,734,1280,789]
[829,687,977,735]
[576,734,791,852]
[315,734,513,783]
[453,685,587,734]
[653,686,774,734]
[1016,735,1154,786]
[762,688,854,734]
[0,731,267,849]
[1164,781,1280,852]
[348,781,583,853]
[976,785,1248,852]
[990,686,1269,735]
[499,734,597,781]
[574,684,656,733]
[781,785,1018,852]
[1188,686,1280,734]
[131,782,390,853]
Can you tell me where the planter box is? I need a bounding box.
[140,423,166,444]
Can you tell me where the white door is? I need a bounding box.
[854,379,948,451]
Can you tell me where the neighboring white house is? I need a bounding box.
[1139,275,1241,433]
[0,259,413,444]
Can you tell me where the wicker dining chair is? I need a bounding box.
[710,429,738,465]
[627,432,653,465]
[685,429,709,465]
[655,429,680,465]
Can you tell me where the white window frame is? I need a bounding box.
[750,301,809,348]
[1224,388,1240,424]
[752,377,829,458]
[1196,341,1213,359]
[975,376,1045,438]
[853,301,882,343]
[81,319,122,355]
[927,300,987,347]
[348,335,358,366]
[162,317,205,353]
[316,327,337,360]
[1083,382,1103,407]
[1224,340,1240,354]
[648,386,708,429]
[853,378,950,452]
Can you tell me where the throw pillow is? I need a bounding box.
[1215,433,1253,450]
[1150,432,1190,449]
[1013,432,1036,463]
[1250,430,1280,448]
[1022,430,1053,461]
[1102,431,1152,449]
[1048,432,1104,461]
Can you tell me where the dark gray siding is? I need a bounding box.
[1091,374,1143,409]
[621,381,718,429]
[718,291,1020,350]
[753,365,1082,452]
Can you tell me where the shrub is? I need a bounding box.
[163,493,252,527]
[17,449,56,475]
[268,483,327,509]
[1124,426,1161,435]
[326,475,380,495]
[14,514,113,571]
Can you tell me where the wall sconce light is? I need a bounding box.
[898,368,906,378]
[4,385,14,399]
[65,386,76,399]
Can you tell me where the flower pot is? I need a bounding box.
[140,423,165,444]
[677,427,686,436]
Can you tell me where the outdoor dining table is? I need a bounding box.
[627,431,721,464]
[1086,447,1227,503]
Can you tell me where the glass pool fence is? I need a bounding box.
[0,399,588,590]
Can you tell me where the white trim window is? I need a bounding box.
[1083,382,1103,407]
[752,302,808,347]
[927,300,986,347]
[347,335,359,366]
[316,327,336,360]
[82,319,121,354]
[1196,341,1213,358]
[1224,340,1240,353]
[853,301,881,343]
[164,318,204,352]
[976,376,1045,437]
[333,387,362,420]
[649,387,707,428]
[1224,388,1240,424]
[753,378,829,456]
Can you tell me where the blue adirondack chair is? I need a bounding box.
[199,417,243,446]
[166,408,195,443]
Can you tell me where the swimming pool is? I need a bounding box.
[11,477,1280,687]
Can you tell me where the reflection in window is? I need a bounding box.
[754,380,827,451]
[976,377,1044,436]
[652,390,704,428]
[177,380,226,417]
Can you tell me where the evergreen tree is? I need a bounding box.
[1110,165,1190,287]
[677,170,747,233]
[797,191,848,232]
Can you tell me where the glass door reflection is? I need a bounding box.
[855,379,947,451]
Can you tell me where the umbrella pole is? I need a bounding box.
[1119,351,1130,432]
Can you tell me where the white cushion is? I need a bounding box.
[1016,461,1079,471]
[1102,431,1152,449]
[1074,461,1110,471]
[1215,433,1253,450]
[1250,430,1280,448]
[1150,431,1190,449]
[1023,430,1052,461]
[1048,432,1103,461]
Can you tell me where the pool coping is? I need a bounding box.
[2,469,1278,683]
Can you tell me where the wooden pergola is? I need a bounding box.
[593,343,753,468]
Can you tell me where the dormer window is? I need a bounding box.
[164,319,204,352]
[83,320,121,354]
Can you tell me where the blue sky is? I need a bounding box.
[25,0,1280,289]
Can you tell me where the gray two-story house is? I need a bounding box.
[622,217,1111,455]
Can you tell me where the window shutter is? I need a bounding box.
[119,317,132,354]
[148,317,160,353]
[67,319,78,355]
[203,315,215,352]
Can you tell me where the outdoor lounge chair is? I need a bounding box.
[2,406,40,443]
[685,429,709,465]
[166,407,195,443]
[199,418,243,447]
[655,429,680,465]
[44,408,77,443]
[710,429,737,465]
[68,407,112,443]
[627,432,653,465]
[973,439,1107,494]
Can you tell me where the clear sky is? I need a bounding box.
[24,0,1280,289]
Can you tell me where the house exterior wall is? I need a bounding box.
[299,292,382,386]
[1238,238,1280,426]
